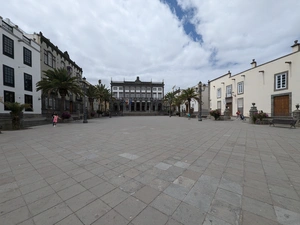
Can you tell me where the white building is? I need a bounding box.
[0,17,41,116]
[208,40,300,117]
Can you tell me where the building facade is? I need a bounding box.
[29,32,84,115]
[110,76,164,112]
[0,17,41,117]
[209,40,300,117]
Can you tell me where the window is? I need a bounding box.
[24,95,33,111]
[4,91,15,110]
[44,50,56,68]
[125,86,129,91]
[158,87,162,91]
[119,87,123,90]
[24,73,32,91]
[67,66,72,74]
[23,47,32,66]
[226,85,232,97]
[48,52,53,67]
[3,65,14,87]
[275,72,287,90]
[217,101,221,110]
[158,93,162,99]
[113,87,117,90]
[136,87,140,91]
[3,35,14,58]
[217,88,221,98]
[44,50,48,64]
[61,61,65,68]
[237,82,244,94]
[153,87,157,91]
[136,94,140,98]
[147,87,151,91]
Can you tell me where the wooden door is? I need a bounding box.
[274,95,289,116]
[69,101,73,114]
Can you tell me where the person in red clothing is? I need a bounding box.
[236,110,240,119]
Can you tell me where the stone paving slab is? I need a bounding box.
[1,117,300,224]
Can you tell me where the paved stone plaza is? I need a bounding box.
[1,117,300,225]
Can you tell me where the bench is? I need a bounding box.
[269,118,298,128]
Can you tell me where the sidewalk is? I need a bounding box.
[0,117,300,224]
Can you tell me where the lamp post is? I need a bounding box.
[82,77,88,123]
[197,81,206,121]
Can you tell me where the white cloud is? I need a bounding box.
[1,0,299,92]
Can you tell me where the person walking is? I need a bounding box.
[52,113,60,127]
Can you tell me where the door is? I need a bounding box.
[226,103,232,116]
[274,95,289,116]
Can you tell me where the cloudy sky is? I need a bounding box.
[1,0,299,92]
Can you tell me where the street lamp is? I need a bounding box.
[197,81,206,121]
[82,77,88,123]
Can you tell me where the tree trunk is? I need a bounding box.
[60,94,66,115]
[188,100,191,113]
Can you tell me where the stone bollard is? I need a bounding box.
[293,104,300,127]
[249,103,258,124]
[223,107,231,120]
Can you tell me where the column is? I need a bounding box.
[140,100,142,112]
[145,101,147,112]
[134,101,137,111]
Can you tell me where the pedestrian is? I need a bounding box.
[187,112,191,120]
[52,113,60,127]
[236,110,240,119]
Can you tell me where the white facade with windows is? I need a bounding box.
[209,40,300,117]
[0,17,41,116]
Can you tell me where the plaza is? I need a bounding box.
[0,117,300,225]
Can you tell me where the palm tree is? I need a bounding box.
[95,83,107,111]
[0,101,31,129]
[36,68,83,115]
[164,92,175,116]
[180,87,199,114]
[173,95,183,114]
[102,88,111,112]
[85,85,98,117]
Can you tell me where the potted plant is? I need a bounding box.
[97,109,103,117]
[1,102,31,129]
[296,104,299,110]
[252,110,269,124]
[61,112,71,121]
[210,109,221,120]
[90,111,96,118]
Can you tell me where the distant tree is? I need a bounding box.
[180,88,199,114]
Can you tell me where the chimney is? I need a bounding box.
[251,59,257,68]
[291,40,300,52]
[227,70,231,77]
